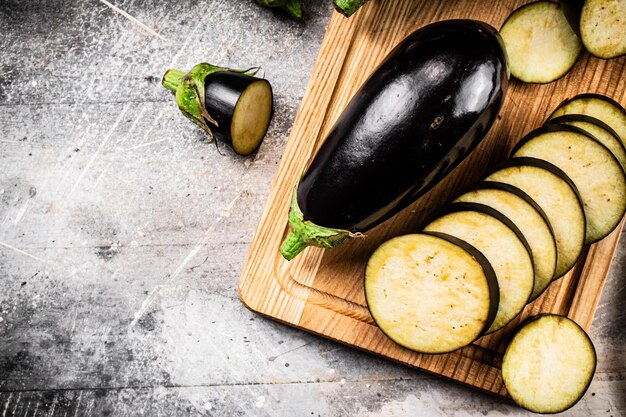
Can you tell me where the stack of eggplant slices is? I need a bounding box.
[366,94,626,413]
[365,1,625,412]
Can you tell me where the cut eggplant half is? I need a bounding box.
[486,158,585,278]
[513,125,626,243]
[549,94,626,144]
[546,114,626,172]
[204,72,274,155]
[502,315,596,413]
[365,233,499,354]
[162,64,274,156]
[499,1,582,83]
[580,0,626,58]
[455,182,557,301]
[423,203,534,333]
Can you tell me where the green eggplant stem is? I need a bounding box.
[280,185,352,261]
[256,0,303,20]
[283,0,303,19]
[162,69,185,93]
[333,0,370,16]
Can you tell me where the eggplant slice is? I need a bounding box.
[549,94,626,144]
[423,203,534,333]
[580,0,626,58]
[502,315,596,414]
[546,114,626,172]
[499,1,582,83]
[486,158,585,278]
[455,182,556,300]
[513,125,626,243]
[365,233,499,354]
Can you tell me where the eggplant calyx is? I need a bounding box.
[333,0,370,17]
[161,63,260,141]
[280,187,351,261]
[256,0,303,20]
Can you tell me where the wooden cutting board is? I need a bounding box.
[238,0,626,397]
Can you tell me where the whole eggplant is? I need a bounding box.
[281,20,509,260]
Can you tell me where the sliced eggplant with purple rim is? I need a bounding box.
[512,124,626,243]
[280,20,509,260]
[486,157,586,278]
[548,93,626,143]
[455,182,557,300]
[423,202,534,333]
[562,0,626,58]
[499,1,581,83]
[502,314,597,413]
[545,114,626,172]
[365,232,499,353]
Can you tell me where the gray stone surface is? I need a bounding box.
[0,0,624,416]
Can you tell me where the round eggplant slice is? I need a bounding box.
[499,1,582,83]
[486,158,585,278]
[365,233,499,354]
[502,315,596,414]
[580,0,626,59]
[455,182,557,300]
[204,71,273,155]
[512,125,626,244]
[549,94,626,144]
[423,203,534,333]
[546,114,626,172]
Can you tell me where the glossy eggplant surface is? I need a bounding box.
[297,20,508,233]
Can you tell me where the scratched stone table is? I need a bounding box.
[0,1,624,416]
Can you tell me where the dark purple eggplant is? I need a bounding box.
[162,63,273,156]
[280,20,509,260]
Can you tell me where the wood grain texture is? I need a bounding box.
[239,0,626,399]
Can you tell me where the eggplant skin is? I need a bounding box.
[297,20,508,232]
[560,0,585,36]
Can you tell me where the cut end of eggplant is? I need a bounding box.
[230,80,273,155]
[499,1,581,83]
[580,0,626,58]
[502,315,596,413]
[162,63,274,155]
[365,233,498,354]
